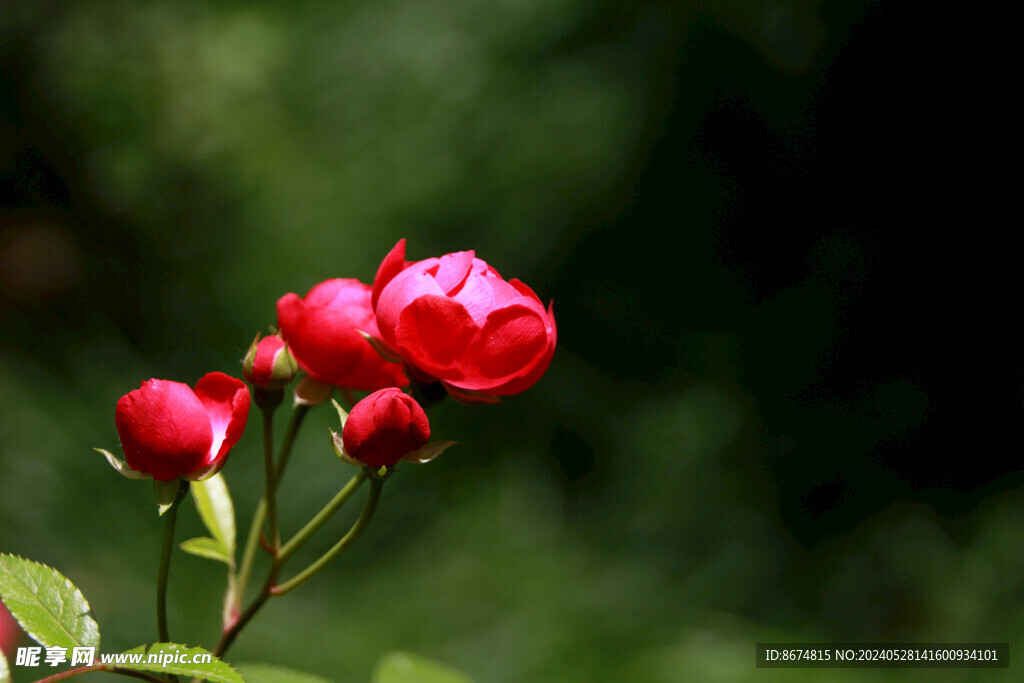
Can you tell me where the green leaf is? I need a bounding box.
[0,554,100,650]
[179,537,231,564]
[236,663,334,683]
[191,472,236,560]
[117,643,243,682]
[373,652,473,683]
[0,646,10,683]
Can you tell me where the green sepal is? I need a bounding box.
[403,441,458,464]
[155,479,182,516]
[95,448,148,480]
[357,329,403,363]
[330,428,361,466]
[293,375,333,407]
[331,398,349,429]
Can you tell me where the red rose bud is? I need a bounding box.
[243,334,298,390]
[277,278,408,391]
[114,372,250,481]
[372,240,557,398]
[341,388,430,468]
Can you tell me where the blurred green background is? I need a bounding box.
[1,0,1020,681]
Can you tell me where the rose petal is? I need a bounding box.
[483,300,556,395]
[396,294,476,377]
[372,239,410,309]
[473,304,547,380]
[453,264,527,325]
[305,278,368,308]
[193,372,251,469]
[430,250,475,295]
[116,380,213,481]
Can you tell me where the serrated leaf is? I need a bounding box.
[0,554,100,651]
[0,646,10,683]
[179,537,231,564]
[95,448,148,479]
[118,643,243,682]
[191,472,235,560]
[236,663,333,683]
[373,652,473,683]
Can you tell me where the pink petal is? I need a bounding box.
[304,278,368,308]
[430,250,475,295]
[453,265,525,325]
[193,372,250,469]
[374,265,446,349]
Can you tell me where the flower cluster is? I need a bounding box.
[105,239,555,481]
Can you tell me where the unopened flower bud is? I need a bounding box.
[243,335,298,390]
[341,388,430,468]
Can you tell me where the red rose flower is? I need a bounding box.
[372,240,556,398]
[277,279,408,391]
[115,372,250,481]
[341,388,430,468]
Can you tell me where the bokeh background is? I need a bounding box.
[1,0,1020,681]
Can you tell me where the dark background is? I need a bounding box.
[2,1,1020,681]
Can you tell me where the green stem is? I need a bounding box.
[273,476,384,596]
[156,481,187,645]
[232,498,264,618]
[262,406,279,551]
[213,471,383,657]
[32,665,163,683]
[274,404,310,482]
[234,404,309,609]
[276,469,367,563]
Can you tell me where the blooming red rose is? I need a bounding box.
[277,279,408,391]
[243,334,297,390]
[115,372,250,481]
[372,240,557,398]
[341,387,430,468]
